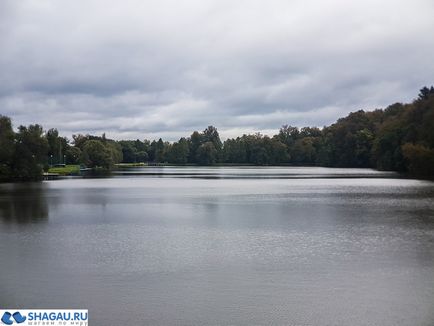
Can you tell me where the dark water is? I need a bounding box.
[0,167,434,326]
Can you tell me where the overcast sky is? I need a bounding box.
[1,0,434,141]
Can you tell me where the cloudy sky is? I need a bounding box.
[1,0,434,141]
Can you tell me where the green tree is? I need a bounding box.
[65,147,82,165]
[320,110,376,167]
[167,138,190,164]
[46,128,68,165]
[0,116,15,180]
[106,141,123,164]
[196,141,217,165]
[136,151,148,162]
[118,140,149,163]
[222,137,247,163]
[188,131,202,163]
[155,138,165,162]
[202,126,222,150]
[278,125,299,148]
[81,140,113,169]
[264,137,289,164]
[418,86,434,100]
[119,141,138,163]
[402,143,434,176]
[292,137,316,164]
[13,124,48,180]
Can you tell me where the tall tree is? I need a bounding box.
[189,131,202,163]
[46,128,68,165]
[81,140,113,169]
[0,116,15,180]
[13,124,48,180]
[196,142,218,165]
[167,138,190,164]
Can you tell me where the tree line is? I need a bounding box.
[1,87,433,181]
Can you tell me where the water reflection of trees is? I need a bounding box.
[0,183,48,223]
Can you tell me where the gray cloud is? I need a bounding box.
[1,0,434,140]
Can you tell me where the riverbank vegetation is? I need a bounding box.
[47,165,80,176]
[1,87,433,181]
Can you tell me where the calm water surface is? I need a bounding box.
[0,167,434,325]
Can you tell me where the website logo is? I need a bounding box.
[0,310,88,326]
[1,312,26,325]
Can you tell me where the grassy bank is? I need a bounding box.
[48,165,80,175]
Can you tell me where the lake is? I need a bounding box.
[0,167,434,325]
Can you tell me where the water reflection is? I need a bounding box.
[0,183,48,223]
[0,168,433,326]
[114,166,399,179]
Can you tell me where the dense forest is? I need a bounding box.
[1,87,434,181]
